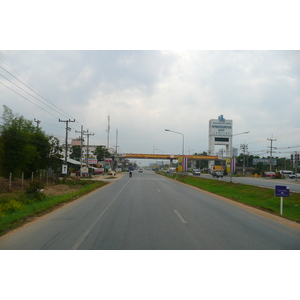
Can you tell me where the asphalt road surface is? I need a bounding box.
[1,170,300,250]
[201,173,300,193]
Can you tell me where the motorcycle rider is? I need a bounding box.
[129,170,132,177]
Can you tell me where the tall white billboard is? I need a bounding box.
[209,115,233,159]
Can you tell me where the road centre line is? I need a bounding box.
[157,189,161,193]
[71,180,131,250]
[174,210,187,224]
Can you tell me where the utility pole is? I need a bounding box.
[59,119,75,169]
[83,129,94,169]
[267,137,277,172]
[115,129,118,154]
[240,143,248,176]
[34,118,41,128]
[104,115,110,173]
[75,125,84,177]
[293,151,299,181]
[107,115,110,150]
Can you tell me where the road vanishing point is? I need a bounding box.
[0,170,300,250]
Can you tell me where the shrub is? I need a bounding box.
[1,199,24,213]
[24,181,46,201]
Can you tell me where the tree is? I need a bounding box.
[253,162,263,174]
[0,106,63,178]
[93,146,111,161]
[70,145,81,161]
[46,135,63,172]
[0,105,37,177]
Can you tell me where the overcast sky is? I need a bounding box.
[0,50,299,160]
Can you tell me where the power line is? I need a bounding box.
[0,81,60,119]
[0,60,106,148]
[0,72,73,120]
[0,64,77,122]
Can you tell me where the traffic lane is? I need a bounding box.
[0,177,132,250]
[0,172,165,250]
[1,171,300,250]
[155,176,300,249]
[200,174,300,193]
[77,174,204,249]
[78,173,300,250]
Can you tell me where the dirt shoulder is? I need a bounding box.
[0,173,125,196]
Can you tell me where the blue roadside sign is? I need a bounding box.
[275,185,290,197]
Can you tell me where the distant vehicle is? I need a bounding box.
[289,173,300,179]
[138,169,143,173]
[264,172,276,177]
[192,169,201,176]
[279,170,294,175]
[107,170,116,176]
[212,171,223,178]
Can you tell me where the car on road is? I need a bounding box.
[288,173,300,179]
[138,169,143,173]
[107,170,116,176]
[211,171,223,178]
[192,169,201,176]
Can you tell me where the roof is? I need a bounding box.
[61,158,82,165]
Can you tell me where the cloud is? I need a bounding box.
[1,50,299,158]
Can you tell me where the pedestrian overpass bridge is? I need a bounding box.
[116,153,222,172]
[120,153,219,160]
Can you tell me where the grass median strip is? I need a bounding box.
[160,173,300,223]
[0,180,108,236]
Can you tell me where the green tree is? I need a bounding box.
[0,106,62,178]
[0,106,36,177]
[93,146,111,161]
[253,162,264,175]
[70,145,82,161]
[46,135,63,172]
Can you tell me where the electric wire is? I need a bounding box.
[0,81,61,119]
[0,63,83,131]
[0,73,73,120]
[0,64,78,123]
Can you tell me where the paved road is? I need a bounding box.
[1,170,300,250]
[201,173,300,193]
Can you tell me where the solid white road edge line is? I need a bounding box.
[71,180,131,250]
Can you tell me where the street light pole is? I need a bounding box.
[165,129,185,174]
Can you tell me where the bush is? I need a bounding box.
[1,199,24,213]
[24,181,46,201]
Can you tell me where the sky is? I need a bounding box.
[1,50,299,163]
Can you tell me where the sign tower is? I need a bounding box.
[208,115,233,170]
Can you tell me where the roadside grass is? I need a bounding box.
[160,173,300,223]
[0,180,108,236]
